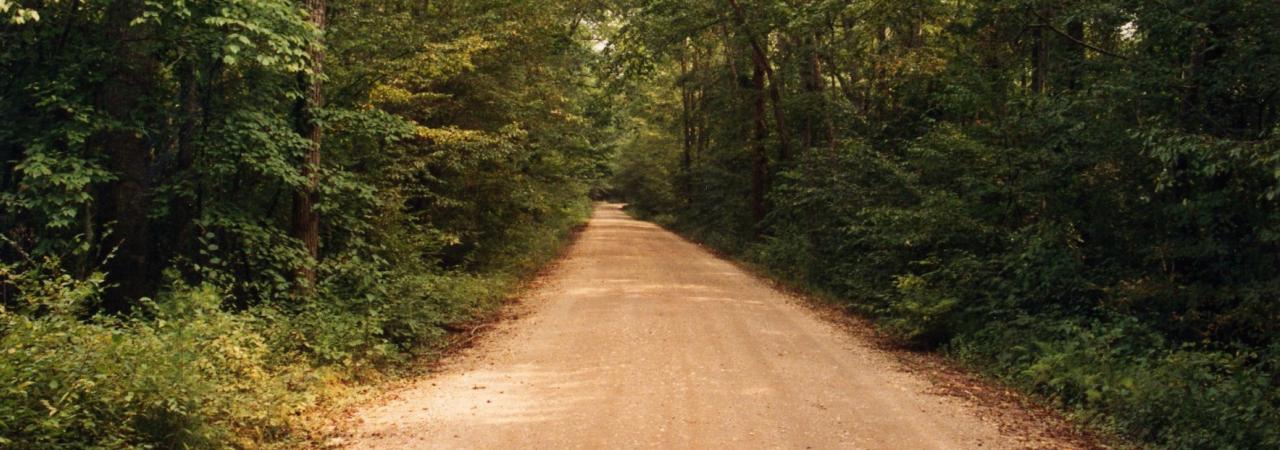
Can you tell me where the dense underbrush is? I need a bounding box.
[622,124,1280,449]
[647,208,1280,449]
[0,202,588,448]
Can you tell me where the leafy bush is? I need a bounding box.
[0,278,301,448]
[0,195,586,448]
[951,318,1280,449]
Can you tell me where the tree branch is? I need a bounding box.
[1031,10,1129,60]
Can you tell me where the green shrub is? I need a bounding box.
[0,198,587,448]
[882,274,960,345]
[0,283,300,448]
[949,318,1280,449]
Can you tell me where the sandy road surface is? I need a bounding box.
[346,204,1064,449]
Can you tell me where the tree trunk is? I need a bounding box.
[99,0,156,311]
[800,37,816,152]
[750,58,769,226]
[679,46,694,206]
[1031,15,1049,94]
[694,44,710,156]
[802,34,834,152]
[1179,32,1205,132]
[170,56,202,265]
[1065,19,1085,91]
[293,0,325,293]
[726,0,790,162]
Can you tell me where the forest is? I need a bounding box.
[1,0,610,446]
[2,0,1279,448]
[612,0,1280,448]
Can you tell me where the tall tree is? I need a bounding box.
[99,0,157,310]
[293,0,325,292]
[748,41,769,225]
[727,0,790,162]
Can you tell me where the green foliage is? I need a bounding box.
[0,205,587,448]
[2,149,111,238]
[1,0,608,447]
[953,318,1280,448]
[0,274,302,448]
[611,127,680,217]
[608,0,1280,447]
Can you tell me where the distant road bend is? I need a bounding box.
[347,203,1076,449]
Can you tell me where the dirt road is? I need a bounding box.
[345,204,1076,449]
